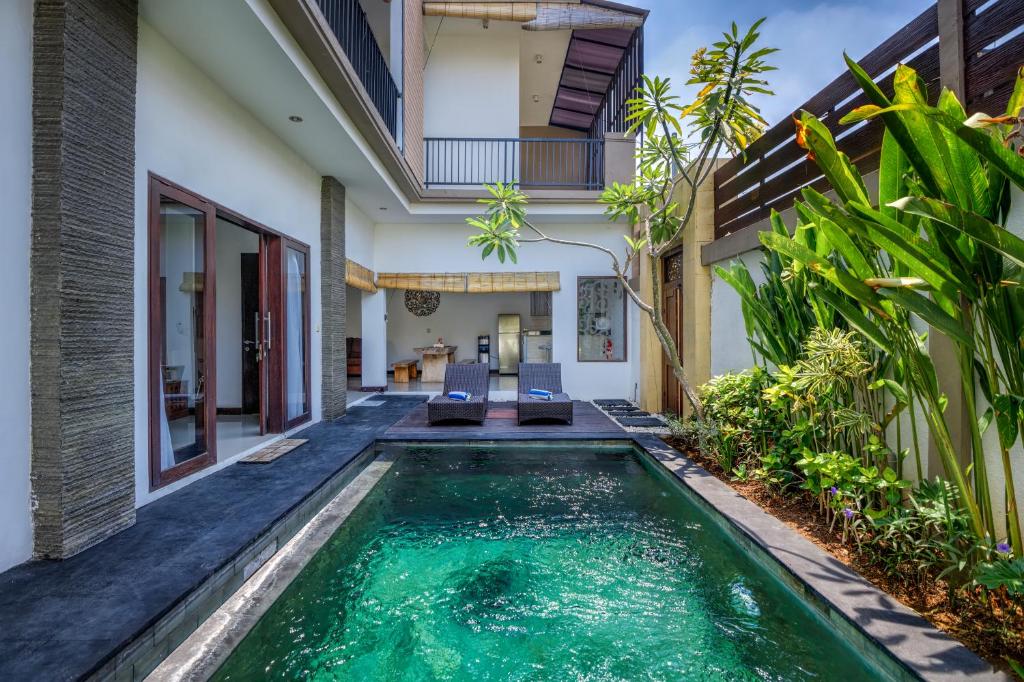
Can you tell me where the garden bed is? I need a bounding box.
[665,436,1024,678]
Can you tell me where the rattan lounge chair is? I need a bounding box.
[517,363,573,425]
[427,362,489,425]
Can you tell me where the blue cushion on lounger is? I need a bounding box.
[448,391,471,401]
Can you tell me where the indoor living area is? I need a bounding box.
[347,282,556,396]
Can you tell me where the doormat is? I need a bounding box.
[241,439,309,464]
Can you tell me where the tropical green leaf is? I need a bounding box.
[992,394,1023,450]
[796,112,870,206]
[893,196,1024,268]
[759,231,886,314]
[878,288,974,349]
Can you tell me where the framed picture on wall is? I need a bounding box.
[577,276,626,362]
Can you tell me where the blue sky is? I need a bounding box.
[628,0,933,126]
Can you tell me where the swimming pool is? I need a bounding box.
[212,444,885,680]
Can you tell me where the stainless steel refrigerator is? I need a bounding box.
[497,314,521,375]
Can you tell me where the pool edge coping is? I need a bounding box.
[144,450,398,682]
[630,434,1011,682]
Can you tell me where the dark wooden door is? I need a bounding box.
[662,250,684,416]
[241,253,260,416]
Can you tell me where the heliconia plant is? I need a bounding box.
[756,60,1024,553]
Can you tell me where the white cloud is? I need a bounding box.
[646,2,929,130]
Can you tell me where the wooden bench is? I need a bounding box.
[392,359,418,383]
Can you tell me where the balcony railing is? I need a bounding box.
[315,0,400,142]
[424,138,605,190]
[589,27,643,139]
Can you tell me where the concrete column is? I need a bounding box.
[604,132,636,187]
[321,177,347,420]
[637,254,662,413]
[638,164,718,416]
[678,164,718,418]
[31,0,138,559]
[361,290,389,389]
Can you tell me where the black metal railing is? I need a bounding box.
[424,138,605,190]
[315,0,400,142]
[588,27,644,139]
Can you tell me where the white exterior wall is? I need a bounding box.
[345,197,375,267]
[423,23,520,139]
[709,249,764,376]
[0,0,34,573]
[374,221,635,399]
[134,22,324,505]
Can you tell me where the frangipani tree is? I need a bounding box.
[466,20,777,418]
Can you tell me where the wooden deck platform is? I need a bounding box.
[382,400,626,441]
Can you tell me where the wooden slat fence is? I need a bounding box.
[712,0,1024,241]
[965,0,1024,114]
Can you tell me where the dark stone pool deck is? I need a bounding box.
[0,394,426,682]
[0,395,1008,681]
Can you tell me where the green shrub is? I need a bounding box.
[863,479,981,590]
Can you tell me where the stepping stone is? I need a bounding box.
[594,399,632,407]
[617,417,664,427]
[608,410,650,417]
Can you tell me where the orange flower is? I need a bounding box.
[793,116,815,161]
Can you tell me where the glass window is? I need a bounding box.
[157,199,210,473]
[577,276,626,362]
[285,246,308,422]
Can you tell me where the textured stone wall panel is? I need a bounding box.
[31,0,138,559]
[321,177,347,420]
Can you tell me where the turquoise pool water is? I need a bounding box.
[214,446,882,681]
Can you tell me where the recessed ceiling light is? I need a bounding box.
[535,53,543,64]
[288,115,303,122]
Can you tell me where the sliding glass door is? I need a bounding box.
[283,242,310,428]
[148,177,314,489]
[148,179,218,488]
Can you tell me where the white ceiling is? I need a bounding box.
[519,28,572,128]
[423,16,571,129]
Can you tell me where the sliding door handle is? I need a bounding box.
[264,312,272,355]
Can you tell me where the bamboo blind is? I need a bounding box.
[376,272,467,293]
[345,259,377,293]
[466,271,560,293]
[375,271,560,293]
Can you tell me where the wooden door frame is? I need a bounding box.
[147,173,313,489]
[661,247,684,414]
[148,176,218,490]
